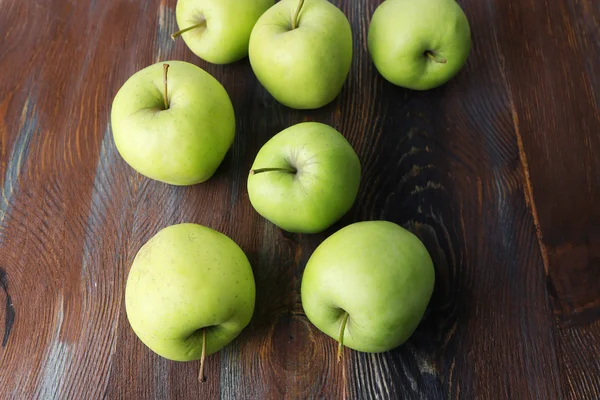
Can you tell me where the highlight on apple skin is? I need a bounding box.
[247,122,361,234]
[111,61,235,186]
[301,220,435,356]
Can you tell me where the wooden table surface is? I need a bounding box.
[1,0,599,398]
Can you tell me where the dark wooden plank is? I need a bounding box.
[492,0,600,398]
[0,0,163,398]
[0,0,599,399]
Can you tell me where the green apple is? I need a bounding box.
[247,122,361,233]
[301,221,435,355]
[125,223,255,381]
[111,61,235,186]
[368,0,471,90]
[248,0,353,109]
[172,0,274,64]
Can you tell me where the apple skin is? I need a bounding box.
[175,0,274,64]
[111,60,235,186]
[248,0,353,109]
[301,221,435,353]
[247,122,361,234]
[125,223,256,361]
[368,0,471,90]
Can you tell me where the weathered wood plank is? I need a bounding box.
[492,0,600,398]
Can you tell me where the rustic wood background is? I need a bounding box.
[1,0,599,398]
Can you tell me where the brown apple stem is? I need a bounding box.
[250,167,297,175]
[171,17,207,40]
[198,329,207,383]
[291,0,305,30]
[425,50,447,64]
[163,64,170,110]
[337,312,349,363]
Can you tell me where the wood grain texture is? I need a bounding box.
[492,0,600,398]
[0,0,599,399]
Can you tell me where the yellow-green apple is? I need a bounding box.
[111,61,235,186]
[301,221,435,356]
[368,0,471,90]
[249,0,353,109]
[247,122,361,233]
[172,0,274,64]
[125,223,255,381]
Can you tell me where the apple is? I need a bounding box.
[368,0,471,90]
[125,223,256,381]
[247,122,361,233]
[111,61,235,186]
[172,0,274,64]
[248,0,353,109]
[301,221,435,356]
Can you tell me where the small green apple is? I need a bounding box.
[368,0,471,90]
[247,122,361,233]
[249,0,353,109]
[172,0,274,64]
[125,223,255,381]
[301,221,435,355]
[111,61,235,186]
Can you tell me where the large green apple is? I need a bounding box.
[111,61,235,186]
[368,0,471,90]
[301,221,435,354]
[125,223,255,378]
[172,0,274,64]
[248,0,353,109]
[247,122,361,233]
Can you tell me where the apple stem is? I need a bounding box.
[163,64,170,110]
[425,50,447,64]
[198,329,207,383]
[291,0,305,30]
[250,167,297,175]
[171,17,207,40]
[337,312,349,363]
